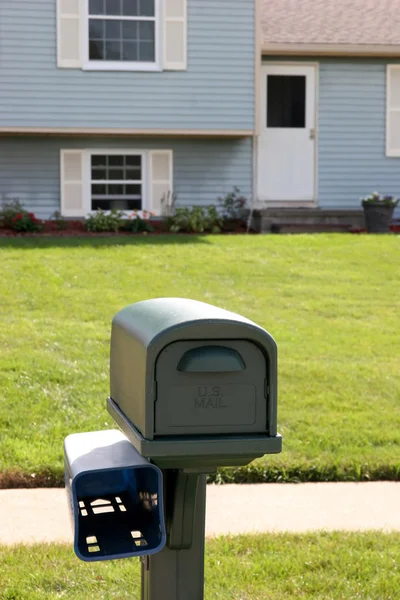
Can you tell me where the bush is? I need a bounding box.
[122,211,154,234]
[0,199,27,228]
[168,205,223,234]
[50,211,68,231]
[10,212,43,233]
[361,191,399,207]
[218,187,248,221]
[85,209,123,233]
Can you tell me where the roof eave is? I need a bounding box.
[261,42,400,57]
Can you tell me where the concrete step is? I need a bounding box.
[251,209,366,234]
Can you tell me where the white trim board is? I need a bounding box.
[262,43,400,57]
[0,127,254,138]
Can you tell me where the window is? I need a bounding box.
[60,149,173,217]
[57,0,187,71]
[267,75,306,128]
[91,153,143,211]
[88,0,157,66]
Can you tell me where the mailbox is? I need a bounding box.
[108,298,281,469]
[64,429,166,562]
[64,298,281,596]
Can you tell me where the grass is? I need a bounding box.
[0,533,399,599]
[0,234,399,485]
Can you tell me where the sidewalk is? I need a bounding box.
[0,482,399,545]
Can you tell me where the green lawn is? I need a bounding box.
[1,533,399,599]
[0,235,399,485]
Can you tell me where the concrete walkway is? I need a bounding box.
[0,482,399,545]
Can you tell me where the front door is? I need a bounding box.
[258,64,316,202]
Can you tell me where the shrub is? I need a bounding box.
[160,191,177,217]
[122,211,155,234]
[85,209,123,233]
[10,212,43,233]
[168,205,223,234]
[361,192,399,207]
[50,211,68,231]
[204,205,224,233]
[218,187,248,221]
[0,199,26,228]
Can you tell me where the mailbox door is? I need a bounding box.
[154,340,268,436]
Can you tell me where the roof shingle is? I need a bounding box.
[262,0,400,47]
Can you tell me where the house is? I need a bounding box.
[1,0,400,231]
[258,0,400,230]
[0,0,255,221]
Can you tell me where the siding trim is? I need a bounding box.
[262,43,400,58]
[252,0,262,207]
[254,0,262,135]
[0,127,254,138]
[386,64,400,157]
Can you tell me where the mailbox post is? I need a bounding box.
[64,298,281,599]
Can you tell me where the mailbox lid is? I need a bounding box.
[154,340,267,436]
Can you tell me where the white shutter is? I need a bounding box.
[386,65,400,156]
[57,0,82,68]
[163,0,187,70]
[60,150,86,217]
[149,151,173,215]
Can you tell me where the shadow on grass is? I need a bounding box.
[0,234,212,250]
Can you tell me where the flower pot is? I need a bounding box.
[362,203,395,233]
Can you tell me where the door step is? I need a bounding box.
[251,209,366,234]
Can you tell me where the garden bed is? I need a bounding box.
[350,224,400,234]
[0,216,250,237]
[0,221,250,237]
[0,190,250,237]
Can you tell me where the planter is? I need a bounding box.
[362,203,395,234]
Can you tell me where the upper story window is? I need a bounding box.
[58,0,187,72]
[88,0,157,66]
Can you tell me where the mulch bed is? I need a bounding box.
[349,225,400,234]
[0,220,250,238]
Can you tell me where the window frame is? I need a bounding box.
[82,0,162,72]
[86,149,149,214]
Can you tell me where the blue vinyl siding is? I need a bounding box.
[0,0,255,131]
[0,137,253,219]
[319,59,400,213]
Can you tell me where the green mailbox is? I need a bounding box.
[64,298,281,599]
[107,298,281,470]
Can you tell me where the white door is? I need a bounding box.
[258,64,316,202]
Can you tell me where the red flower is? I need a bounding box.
[28,213,35,219]
[16,213,23,220]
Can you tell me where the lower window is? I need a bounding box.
[91,153,143,211]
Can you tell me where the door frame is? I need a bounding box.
[256,60,320,207]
